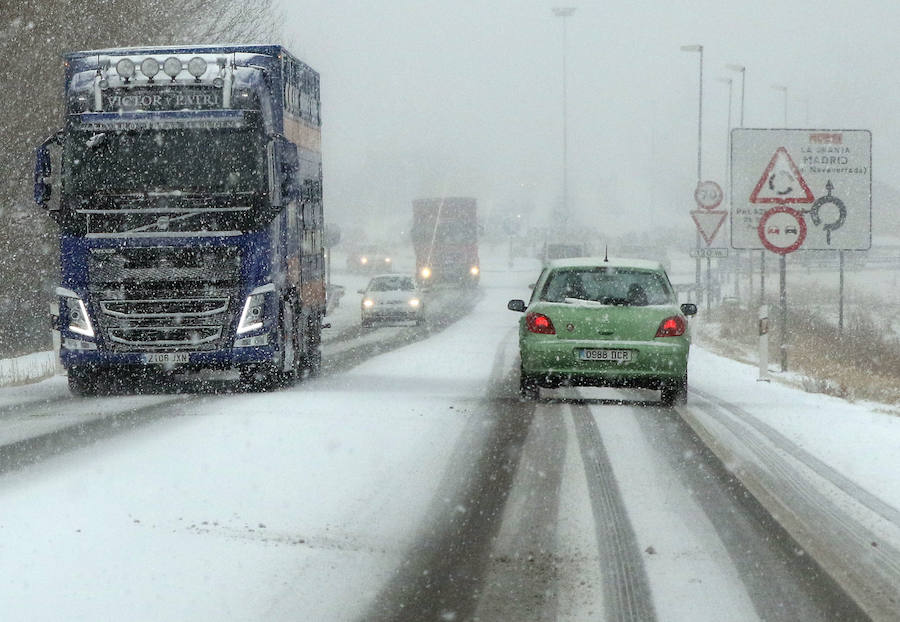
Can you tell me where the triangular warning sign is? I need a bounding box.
[691,209,727,246]
[749,147,814,204]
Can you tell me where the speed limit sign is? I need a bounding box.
[694,180,723,210]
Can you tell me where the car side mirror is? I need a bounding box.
[680,303,698,316]
[507,299,526,312]
[357,289,366,295]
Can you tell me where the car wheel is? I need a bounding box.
[661,374,688,407]
[519,366,540,400]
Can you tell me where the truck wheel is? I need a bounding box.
[240,365,280,392]
[281,299,301,386]
[68,366,99,396]
[305,314,322,378]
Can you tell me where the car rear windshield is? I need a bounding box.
[540,267,674,306]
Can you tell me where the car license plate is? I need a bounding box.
[143,352,190,365]
[579,348,634,362]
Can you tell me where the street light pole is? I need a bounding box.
[716,77,736,298]
[726,64,752,302]
[553,7,576,236]
[681,44,703,300]
[772,84,788,126]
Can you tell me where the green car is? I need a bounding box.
[507,257,697,405]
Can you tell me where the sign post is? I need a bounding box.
[731,129,871,373]
[692,180,726,311]
[758,304,770,381]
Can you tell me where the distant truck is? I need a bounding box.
[34,44,326,393]
[411,197,480,287]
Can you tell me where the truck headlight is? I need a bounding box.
[362,298,374,308]
[237,283,274,334]
[116,58,135,80]
[187,57,207,79]
[408,298,420,308]
[420,267,431,279]
[56,287,94,338]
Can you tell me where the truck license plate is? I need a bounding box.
[143,352,190,365]
[579,348,634,362]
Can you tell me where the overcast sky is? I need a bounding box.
[279,0,894,243]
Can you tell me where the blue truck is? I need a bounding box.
[34,45,326,393]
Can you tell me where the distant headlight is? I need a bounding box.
[470,266,480,276]
[362,298,374,308]
[408,298,421,308]
[384,257,392,263]
[420,267,432,279]
[360,256,369,265]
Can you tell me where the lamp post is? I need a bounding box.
[553,7,576,236]
[681,44,703,299]
[772,84,788,126]
[726,63,751,302]
[716,77,736,298]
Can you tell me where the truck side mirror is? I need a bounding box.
[34,131,62,209]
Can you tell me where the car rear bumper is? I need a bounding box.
[520,338,689,388]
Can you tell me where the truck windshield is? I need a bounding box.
[63,123,266,195]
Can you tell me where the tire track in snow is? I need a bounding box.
[634,404,869,621]
[684,389,897,621]
[570,402,657,622]
[362,327,535,622]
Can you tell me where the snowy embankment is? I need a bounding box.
[0,351,57,386]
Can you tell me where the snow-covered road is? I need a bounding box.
[0,252,897,620]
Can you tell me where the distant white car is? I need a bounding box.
[359,274,424,327]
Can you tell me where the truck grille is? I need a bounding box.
[88,246,242,352]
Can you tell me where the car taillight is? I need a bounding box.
[526,312,556,334]
[656,315,687,337]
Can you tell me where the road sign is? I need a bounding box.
[748,147,815,204]
[694,180,723,210]
[691,209,727,246]
[758,206,807,254]
[731,129,871,251]
[689,247,729,258]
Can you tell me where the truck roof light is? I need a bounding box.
[116,58,135,80]
[187,57,207,79]
[140,58,160,80]
[163,57,182,79]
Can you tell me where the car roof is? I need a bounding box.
[546,256,666,271]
